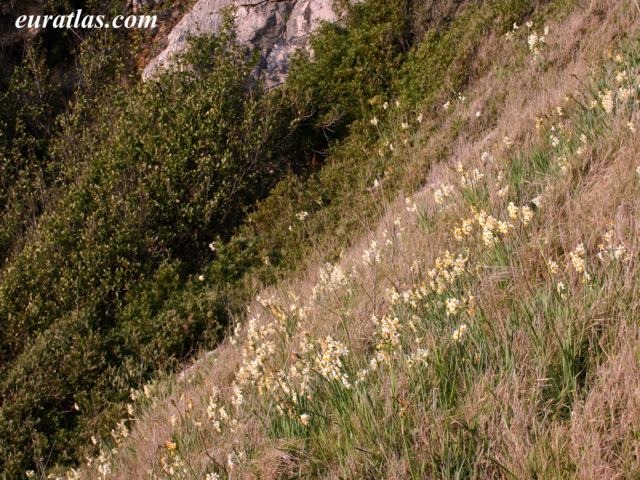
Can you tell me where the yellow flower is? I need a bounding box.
[520,206,534,225]
[507,202,519,220]
[569,243,590,282]
[165,441,177,451]
[497,221,511,235]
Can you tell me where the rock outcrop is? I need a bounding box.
[142,0,338,87]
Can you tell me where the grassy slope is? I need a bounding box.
[66,0,640,479]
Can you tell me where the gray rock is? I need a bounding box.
[142,0,339,88]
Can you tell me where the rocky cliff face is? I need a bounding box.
[142,0,338,87]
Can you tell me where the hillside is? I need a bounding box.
[1,0,640,478]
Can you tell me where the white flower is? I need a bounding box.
[452,324,468,342]
[443,100,451,111]
[520,206,534,225]
[231,383,244,409]
[405,196,417,213]
[362,239,381,264]
[296,210,309,221]
[206,473,221,480]
[532,195,542,208]
[417,113,423,123]
[300,413,310,426]
[628,121,636,133]
[619,87,632,102]
[370,117,379,126]
[569,243,590,282]
[198,274,205,282]
[556,281,566,297]
[445,298,461,316]
[433,184,454,205]
[600,89,614,114]
[317,336,351,387]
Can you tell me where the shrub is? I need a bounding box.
[286,0,410,136]
[0,20,295,476]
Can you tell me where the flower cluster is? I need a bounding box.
[427,251,468,294]
[311,262,350,301]
[316,336,351,388]
[597,228,628,263]
[505,21,550,58]
[433,183,454,205]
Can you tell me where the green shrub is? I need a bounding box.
[286,0,410,134]
[0,20,296,476]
